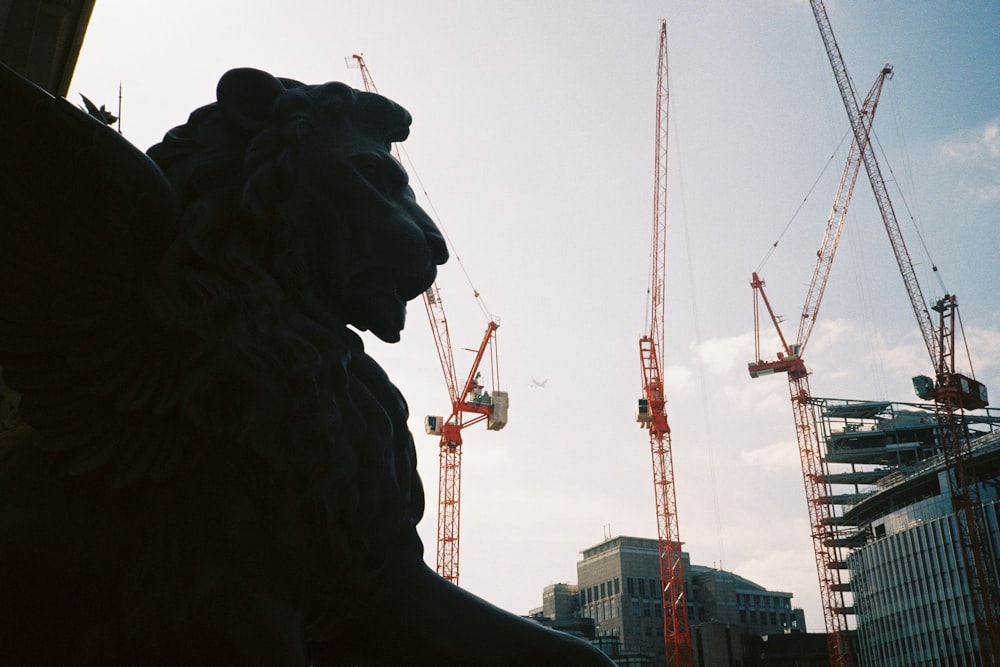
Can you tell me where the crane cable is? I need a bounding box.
[845,211,889,399]
[345,58,494,323]
[871,132,948,296]
[671,94,727,571]
[755,130,851,275]
[883,85,947,297]
[393,143,495,323]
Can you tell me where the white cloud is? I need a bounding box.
[860,323,1000,383]
[805,317,855,355]
[941,119,1000,161]
[940,119,1000,203]
[740,438,800,471]
[693,331,757,376]
[870,335,927,376]
[663,363,695,392]
[965,326,1000,372]
[967,183,1000,202]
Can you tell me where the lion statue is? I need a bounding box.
[0,63,614,666]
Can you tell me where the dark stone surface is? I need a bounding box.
[0,62,613,666]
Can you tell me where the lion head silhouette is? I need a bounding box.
[149,68,447,344]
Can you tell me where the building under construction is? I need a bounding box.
[812,396,1000,665]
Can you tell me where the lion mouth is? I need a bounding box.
[341,270,432,343]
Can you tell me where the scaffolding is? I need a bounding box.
[811,396,1000,548]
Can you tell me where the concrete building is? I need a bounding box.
[537,582,581,621]
[532,536,807,667]
[814,397,1000,666]
[688,565,806,636]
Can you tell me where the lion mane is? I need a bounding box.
[145,75,427,586]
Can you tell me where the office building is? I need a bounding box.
[533,536,806,666]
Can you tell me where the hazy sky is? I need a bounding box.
[69,1,1000,630]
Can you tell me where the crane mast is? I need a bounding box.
[348,55,508,586]
[750,66,889,667]
[636,20,692,667]
[808,4,1000,661]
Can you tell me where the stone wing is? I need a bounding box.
[0,62,189,484]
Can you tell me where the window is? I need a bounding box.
[600,582,606,599]
[639,578,646,596]
[627,577,635,595]
[614,577,620,594]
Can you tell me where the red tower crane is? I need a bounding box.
[423,300,506,585]
[809,3,1000,661]
[636,20,691,667]
[348,55,509,586]
[749,66,891,667]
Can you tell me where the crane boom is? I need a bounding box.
[637,20,692,667]
[808,3,1000,661]
[796,66,892,353]
[348,54,507,586]
[808,5,936,365]
[749,66,890,667]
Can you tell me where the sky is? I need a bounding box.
[68,0,1000,631]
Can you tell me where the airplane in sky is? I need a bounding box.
[529,377,548,389]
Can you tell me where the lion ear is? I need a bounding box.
[216,68,285,132]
